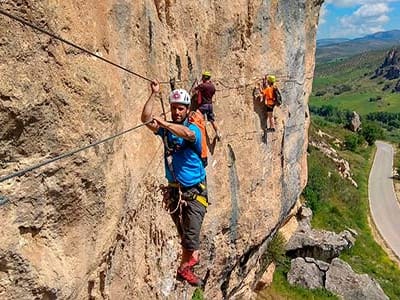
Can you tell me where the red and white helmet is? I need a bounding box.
[169,89,191,106]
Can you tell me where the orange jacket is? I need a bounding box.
[262,86,276,106]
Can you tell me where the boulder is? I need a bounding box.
[326,258,389,300]
[349,111,361,132]
[286,229,356,262]
[287,257,327,289]
[297,206,313,231]
[288,257,389,300]
[304,257,330,272]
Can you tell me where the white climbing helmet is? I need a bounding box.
[169,89,191,106]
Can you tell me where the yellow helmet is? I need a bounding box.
[202,70,212,77]
[267,75,276,83]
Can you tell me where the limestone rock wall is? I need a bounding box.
[0,0,323,299]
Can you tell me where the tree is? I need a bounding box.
[361,122,384,145]
[344,134,359,151]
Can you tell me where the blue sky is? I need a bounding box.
[318,0,400,39]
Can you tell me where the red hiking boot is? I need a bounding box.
[187,256,199,268]
[177,267,203,287]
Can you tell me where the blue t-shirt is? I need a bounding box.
[157,121,206,187]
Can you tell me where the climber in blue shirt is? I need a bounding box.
[141,80,208,287]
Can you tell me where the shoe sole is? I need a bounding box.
[176,273,203,287]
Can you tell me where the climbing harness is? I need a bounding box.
[0,120,152,183]
[159,182,185,215]
[160,181,208,217]
[182,183,208,208]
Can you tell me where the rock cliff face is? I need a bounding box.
[373,48,400,92]
[0,1,322,299]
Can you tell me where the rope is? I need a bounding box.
[215,78,260,91]
[0,9,174,84]
[0,9,313,88]
[0,120,152,183]
[213,75,312,92]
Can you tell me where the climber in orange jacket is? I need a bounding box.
[260,75,280,132]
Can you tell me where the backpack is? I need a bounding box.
[274,87,282,106]
[189,110,208,167]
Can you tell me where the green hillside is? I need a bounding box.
[258,120,400,299]
[305,121,400,300]
[310,48,400,142]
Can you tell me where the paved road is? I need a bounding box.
[369,141,400,258]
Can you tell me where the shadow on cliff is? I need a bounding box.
[206,132,217,156]
[252,87,267,143]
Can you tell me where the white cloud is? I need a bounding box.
[338,3,391,36]
[321,1,398,38]
[319,5,327,25]
[354,3,390,17]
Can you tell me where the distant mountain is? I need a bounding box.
[317,38,350,47]
[316,30,400,63]
[360,30,400,41]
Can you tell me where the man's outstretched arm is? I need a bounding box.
[153,116,196,142]
[141,80,160,132]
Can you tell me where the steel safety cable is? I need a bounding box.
[0,8,174,84]
[0,120,152,183]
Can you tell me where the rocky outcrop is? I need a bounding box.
[288,257,389,300]
[0,0,322,299]
[309,137,358,187]
[349,111,361,132]
[374,48,400,80]
[286,228,356,262]
[254,262,276,292]
[373,48,400,93]
[286,207,388,299]
[286,207,356,262]
[287,257,327,289]
[326,258,389,300]
[297,205,313,230]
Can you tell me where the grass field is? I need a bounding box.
[310,48,400,116]
[310,48,400,142]
[311,92,400,115]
